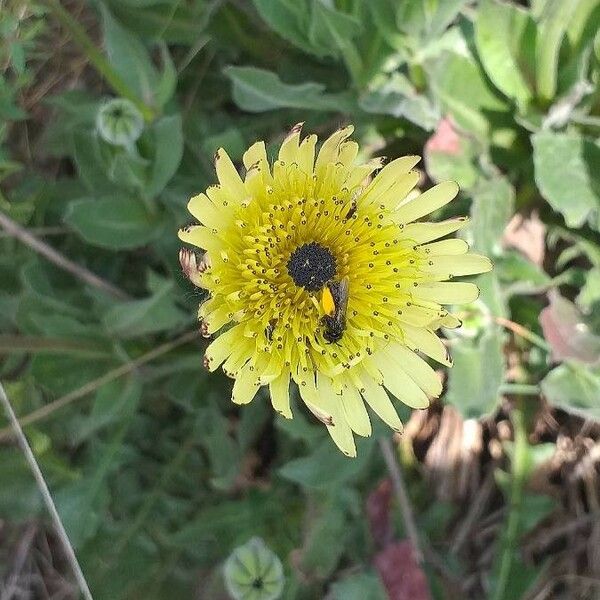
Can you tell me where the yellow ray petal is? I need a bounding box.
[421,254,493,277]
[421,238,468,255]
[360,373,403,432]
[215,148,246,202]
[298,374,333,425]
[203,304,234,335]
[363,156,421,206]
[178,225,223,253]
[243,140,268,170]
[375,351,430,409]
[204,324,245,371]
[397,304,445,328]
[205,185,232,209]
[337,140,359,168]
[343,158,384,191]
[256,350,284,385]
[270,370,292,418]
[315,125,354,177]
[374,171,421,210]
[222,341,253,377]
[187,193,221,231]
[342,395,371,437]
[402,217,469,244]
[339,380,371,437]
[439,313,462,329]
[394,181,459,224]
[402,324,451,366]
[232,363,260,405]
[414,281,480,304]
[298,134,317,176]
[326,416,357,457]
[319,381,357,456]
[278,123,303,164]
[386,343,443,397]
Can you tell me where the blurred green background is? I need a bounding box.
[1,1,599,599]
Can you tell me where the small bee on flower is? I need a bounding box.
[179,124,492,456]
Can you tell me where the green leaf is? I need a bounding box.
[278,436,374,489]
[541,362,600,420]
[30,353,115,397]
[201,127,247,161]
[73,130,115,193]
[427,51,509,136]
[446,328,505,418]
[308,1,362,67]
[154,43,177,109]
[519,492,556,532]
[73,377,142,443]
[194,404,240,491]
[475,0,536,108]
[535,0,579,102]
[65,195,163,249]
[360,73,439,131]
[532,131,600,230]
[275,409,323,444]
[469,177,516,257]
[101,6,173,108]
[106,0,209,44]
[367,0,406,50]
[169,490,289,565]
[396,0,467,38]
[102,275,185,338]
[106,147,149,193]
[56,417,132,547]
[224,66,355,113]
[425,0,469,38]
[18,263,90,322]
[145,113,183,198]
[497,251,551,294]
[300,493,350,580]
[251,0,319,56]
[331,572,387,600]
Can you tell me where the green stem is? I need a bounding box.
[363,32,384,85]
[341,43,364,90]
[492,401,528,600]
[43,0,155,122]
[498,383,540,396]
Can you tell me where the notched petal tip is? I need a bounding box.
[178,224,193,238]
[290,121,304,134]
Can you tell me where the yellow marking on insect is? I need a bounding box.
[321,285,336,316]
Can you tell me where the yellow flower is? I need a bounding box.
[179,124,492,456]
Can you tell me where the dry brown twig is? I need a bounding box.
[0,330,199,441]
[0,211,130,301]
[0,382,93,600]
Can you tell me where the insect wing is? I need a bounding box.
[333,277,349,323]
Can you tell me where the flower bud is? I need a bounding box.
[223,537,284,600]
[96,98,144,147]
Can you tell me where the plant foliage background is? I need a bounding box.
[1,0,599,598]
